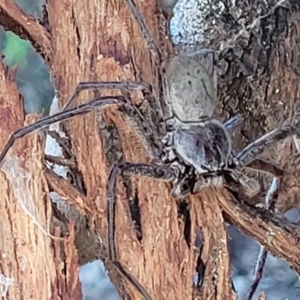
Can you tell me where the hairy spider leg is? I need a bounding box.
[0,81,161,165]
[223,116,244,135]
[169,118,246,199]
[0,96,161,297]
[229,169,261,198]
[118,103,161,158]
[107,162,178,259]
[62,80,152,110]
[171,174,198,198]
[125,0,161,59]
[124,0,169,129]
[181,122,290,198]
[237,125,300,166]
[247,158,283,177]
[112,261,152,300]
[0,94,159,166]
[190,162,283,199]
[223,125,298,198]
[223,116,284,175]
[0,81,163,298]
[0,96,116,166]
[189,167,262,200]
[186,176,215,197]
[228,125,300,199]
[61,80,162,158]
[106,162,178,300]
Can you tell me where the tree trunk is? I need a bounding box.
[1,0,300,300]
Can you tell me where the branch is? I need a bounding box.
[44,168,92,216]
[246,178,279,299]
[192,189,233,299]
[219,189,300,274]
[246,247,268,300]
[0,0,52,62]
[0,57,81,298]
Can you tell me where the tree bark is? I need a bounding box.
[1,0,300,300]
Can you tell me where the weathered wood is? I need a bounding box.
[213,2,300,214]
[2,0,300,299]
[0,60,82,299]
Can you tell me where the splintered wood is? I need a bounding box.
[45,0,186,299]
[2,0,300,299]
[190,188,234,300]
[0,59,81,299]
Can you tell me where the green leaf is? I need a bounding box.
[3,32,29,67]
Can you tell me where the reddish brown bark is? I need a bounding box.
[1,0,300,300]
[0,60,81,299]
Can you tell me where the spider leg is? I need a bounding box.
[61,80,162,157]
[125,0,161,59]
[62,80,152,110]
[190,176,216,195]
[171,174,196,199]
[190,169,260,199]
[229,169,261,198]
[119,102,161,158]
[123,0,166,128]
[0,89,160,166]
[112,261,152,300]
[187,125,289,199]
[247,158,284,177]
[107,161,178,259]
[0,96,119,166]
[106,162,178,299]
[231,164,282,206]
[237,125,300,166]
[224,116,244,135]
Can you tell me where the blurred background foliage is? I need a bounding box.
[0,0,54,115]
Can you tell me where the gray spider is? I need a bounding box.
[0,50,297,300]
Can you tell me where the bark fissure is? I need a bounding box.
[1,0,300,299]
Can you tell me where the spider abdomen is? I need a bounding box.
[173,119,232,173]
[166,54,217,122]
